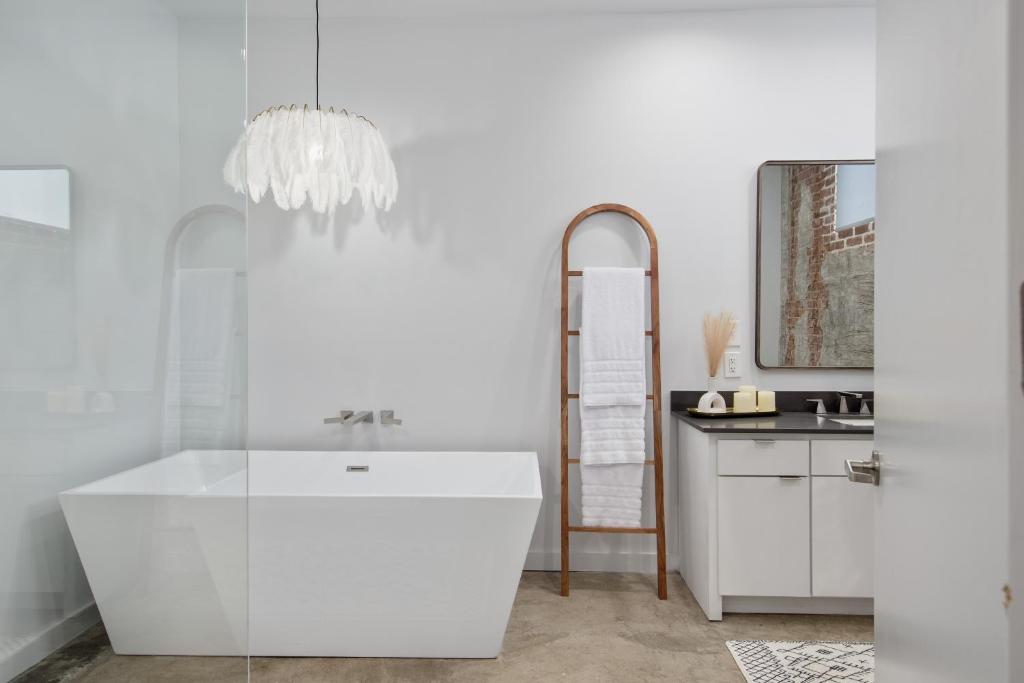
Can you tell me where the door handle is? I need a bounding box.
[845,450,881,485]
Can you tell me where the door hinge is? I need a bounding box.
[1003,583,1013,610]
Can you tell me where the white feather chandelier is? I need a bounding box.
[222,1,397,215]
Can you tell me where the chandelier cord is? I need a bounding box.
[315,0,320,109]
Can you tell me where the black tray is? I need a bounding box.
[687,407,781,419]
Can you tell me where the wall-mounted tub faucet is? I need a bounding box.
[380,410,402,425]
[342,411,374,425]
[323,410,373,425]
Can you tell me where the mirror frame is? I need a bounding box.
[754,159,875,370]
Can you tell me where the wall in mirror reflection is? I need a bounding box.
[758,161,875,369]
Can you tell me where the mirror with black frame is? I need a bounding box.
[756,160,875,369]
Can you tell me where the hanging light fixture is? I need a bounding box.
[223,0,397,215]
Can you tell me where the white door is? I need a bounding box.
[875,1,1012,681]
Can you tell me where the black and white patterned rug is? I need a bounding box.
[726,640,875,683]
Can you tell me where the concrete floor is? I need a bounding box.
[16,572,873,682]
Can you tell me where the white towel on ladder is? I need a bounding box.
[580,267,646,406]
[579,267,647,528]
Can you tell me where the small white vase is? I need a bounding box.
[697,376,726,413]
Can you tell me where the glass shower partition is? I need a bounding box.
[0,1,248,680]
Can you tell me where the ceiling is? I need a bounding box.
[162,0,872,19]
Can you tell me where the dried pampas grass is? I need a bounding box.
[702,312,736,377]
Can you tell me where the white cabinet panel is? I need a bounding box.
[718,476,810,597]
[812,476,874,598]
[811,440,873,476]
[718,440,808,476]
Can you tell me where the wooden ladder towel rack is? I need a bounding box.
[560,203,668,600]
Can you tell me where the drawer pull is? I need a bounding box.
[754,440,776,446]
[778,476,803,481]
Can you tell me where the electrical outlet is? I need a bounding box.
[728,320,741,347]
[724,351,741,378]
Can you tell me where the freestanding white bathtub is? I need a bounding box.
[60,450,541,658]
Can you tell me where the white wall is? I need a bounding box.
[247,7,875,570]
[758,164,783,365]
[0,2,245,678]
[0,3,179,677]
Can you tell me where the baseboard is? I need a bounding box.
[526,550,679,573]
[722,595,874,616]
[0,602,100,683]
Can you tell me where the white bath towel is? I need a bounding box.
[581,463,644,528]
[580,267,646,407]
[578,267,647,526]
[579,404,646,465]
[161,268,236,456]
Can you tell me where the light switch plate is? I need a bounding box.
[724,351,741,378]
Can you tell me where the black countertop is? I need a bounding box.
[670,390,874,435]
[671,410,873,435]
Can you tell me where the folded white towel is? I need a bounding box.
[581,267,646,407]
[581,463,644,528]
[579,403,646,465]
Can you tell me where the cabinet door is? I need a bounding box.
[718,476,810,597]
[812,476,874,598]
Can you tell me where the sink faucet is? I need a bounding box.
[838,391,863,414]
[805,398,827,415]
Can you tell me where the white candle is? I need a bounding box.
[757,390,776,412]
[733,391,756,412]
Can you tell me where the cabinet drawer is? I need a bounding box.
[718,439,809,476]
[718,476,811,597]
[811,440,874,476]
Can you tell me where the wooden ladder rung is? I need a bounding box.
[568,458,654,464]
[569,526,658,534]
[567,330,653,336]
[568,270,651,276]
[566,393,654,400]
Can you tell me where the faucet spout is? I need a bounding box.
[342,410,374,426]
[838,391,863,415]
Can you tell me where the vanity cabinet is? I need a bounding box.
[811,441,875,598]
[718,475,810,596]
[676,422,874,620]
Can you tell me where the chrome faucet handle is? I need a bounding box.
[805,398,827,415]
[838,391,863,414]
[380,410,402,426]
[323,410,354,425]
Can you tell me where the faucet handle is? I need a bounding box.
[324,410,354,425]
[380,410,403,426]
[838,391,864,414]
[805,398,826,415]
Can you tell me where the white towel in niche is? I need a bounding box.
[161,268,236,456]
